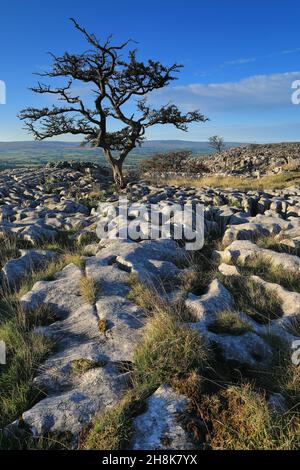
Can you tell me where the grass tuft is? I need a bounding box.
[0,301,54,434]
[70,359,105,376]
[79,276,98,305]
[220,274,283,324]
[208,311,252,336]
[83,285,209,450]
[239,255,300,293]
[98,319,108,334]
[199,383,300,450]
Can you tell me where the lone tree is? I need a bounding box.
[19,19,208,188]
[209,135,225,153]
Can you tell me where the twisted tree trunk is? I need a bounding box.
[111,159,125,189]
[104,149,125,189]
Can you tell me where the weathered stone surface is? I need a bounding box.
[20,264,84,315]
[215,240,300,272]
[250,275,300,316]
[218,263,240,276]
[131,385,195,450]
[1,249,56,291]
[189,320,274,368]
[186,279,235,321]
[2,160,300,447]
[21,364,127,437]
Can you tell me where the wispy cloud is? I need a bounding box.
[281,48,300,55]
[150,71,300,113]
[223,57,256,66]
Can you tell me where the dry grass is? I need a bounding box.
[199,383,300,450]
[134,309,209,389]
[79,276,98,305]
[82,389,147,450]
[151,171,300,191]
[98,319,108,333]
[0,235,21,270]
[70,359,105,376]
[127,275,163,312]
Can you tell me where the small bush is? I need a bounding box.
[139,151,193,175]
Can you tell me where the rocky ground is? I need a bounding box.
[200,142,300,177]
[0,161,300,450]
[144,142,300,179]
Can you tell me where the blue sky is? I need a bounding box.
[1,0,300,142]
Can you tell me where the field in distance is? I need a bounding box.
[0,140,243,170]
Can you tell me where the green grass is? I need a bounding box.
[0,236,21,270]
[15,252,85,300]
[134,309,208,389]
[219,274,283,324]
[208,311,252,336]
[179,239,220,296]
[238,255,300,293]
[0,301,54,439]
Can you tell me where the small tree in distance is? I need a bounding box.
[19,19,208,188]
[209,135,225,153]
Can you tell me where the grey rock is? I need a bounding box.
[186,279,235,321]
[1,249,57,291]
[131,385,195,450]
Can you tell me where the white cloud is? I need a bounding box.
[150,71,300,112]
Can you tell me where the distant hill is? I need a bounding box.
[0,139,244,170]
[0,140,243,153]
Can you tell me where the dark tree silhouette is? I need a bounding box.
[209,135,225,153]
[19,19,208,188]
